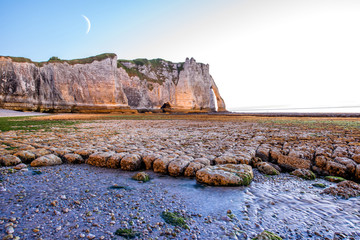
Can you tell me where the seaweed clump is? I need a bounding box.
[161,211,189,229]
[114,228,141,239]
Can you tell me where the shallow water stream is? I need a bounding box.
[155,171,360,239]
[1,165,360,239]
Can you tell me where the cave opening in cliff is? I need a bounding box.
[161,102,172,112]
[211,88,218,112]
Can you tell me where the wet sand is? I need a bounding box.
[0,109,49,118]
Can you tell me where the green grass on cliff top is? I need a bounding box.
[2,53,117,67]
[2,53,184,68]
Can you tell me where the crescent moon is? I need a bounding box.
[82,15,91,34]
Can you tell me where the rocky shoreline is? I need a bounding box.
[1,116,360,239]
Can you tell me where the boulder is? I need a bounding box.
[184,162,206,178]
[196,164,253,186]
[356,164,360,181]
[14,150,36,163]
[86,152,113,167]
[291,169,316,180]
[322,180,360,199]
[120,154,142,171]
[63,153,84,164]
[31,154,62,167]
[32,148,51,158]
[153,156,176,174]
[332,146,348,158]
[255,145,270,162]
[235,152,253,165]
[53,149,71,158]
[325,161,347,178]
[74,149,95,159]
[314,155,329,169]
[13,163,27,170]
[277,154,311,171]
[107,153,127,169]
[257,162,280,175]
[315,146,332,158]
[0,155,22,166]
[142,153,160,170]
[214,155,237,165]
[334,157,357,176]
[168,157,191,177]
[353,154,360,164]
[193,158,211,166]
[269,148,282,163]
[251,157,262,168]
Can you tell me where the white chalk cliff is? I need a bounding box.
[0,54,226,112]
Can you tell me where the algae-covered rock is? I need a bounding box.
[132,172,150,182]
[196,164,253,186]
[291,169,316,180]
[252,230,282,240]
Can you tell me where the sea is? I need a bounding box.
[229,106,360,114]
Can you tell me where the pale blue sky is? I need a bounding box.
[1,0,360,112]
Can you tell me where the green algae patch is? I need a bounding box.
[252,230,282,240]
[325,176,346,183]
[312,183,327,188]
[161,211,189,229]
[114,228,141,239]
[240,171,253,186]
[324,176,346,183]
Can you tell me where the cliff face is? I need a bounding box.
[0,54,226,112]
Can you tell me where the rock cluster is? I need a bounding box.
[1,118,360,186]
